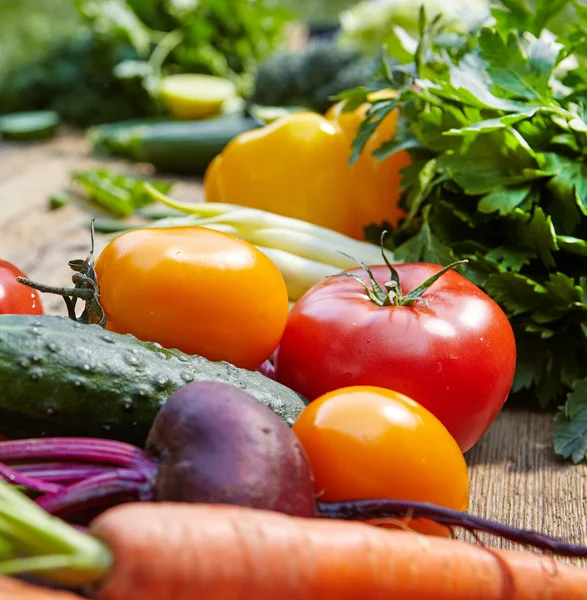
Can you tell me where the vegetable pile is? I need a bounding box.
[3,0,587,596]
[0,382,586,600]
[343,0,587,462]
[0,0,291,126]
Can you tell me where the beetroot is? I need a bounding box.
[146,381,316,517]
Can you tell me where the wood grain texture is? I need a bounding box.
[1,135,586,565]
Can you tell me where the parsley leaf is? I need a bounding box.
[478,29,555,102]
[554,379,587,463]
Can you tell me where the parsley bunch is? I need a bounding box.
[343,1,587,462]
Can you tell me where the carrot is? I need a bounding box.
[0,576,82,599]
[90,503,587,600]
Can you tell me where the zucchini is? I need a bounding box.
[87,112,263,175]
[0,315,307,446]
[0,111,60,141]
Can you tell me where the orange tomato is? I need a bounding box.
[292,386,469,537]
[94,227,289,370]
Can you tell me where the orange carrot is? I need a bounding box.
[91,503,587,600]
[0,576,82,599]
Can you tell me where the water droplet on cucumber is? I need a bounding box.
[70,377,85,389]
[154,375,168,388]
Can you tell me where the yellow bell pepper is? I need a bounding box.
[325,99,410,233]
[203,105,410,240]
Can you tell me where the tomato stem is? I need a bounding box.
[16,222,106,326]
[333,231,468,307]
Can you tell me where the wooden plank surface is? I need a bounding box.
[1,134,586,564]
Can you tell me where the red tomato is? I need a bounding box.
[0,260,43,315]
[275,263,516,452]
[292,386,469,537]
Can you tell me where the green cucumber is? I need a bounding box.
[0,315,306,446]
[87,112,263,175]
[0,111,60,140]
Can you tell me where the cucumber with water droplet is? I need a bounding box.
[0,315,306,446]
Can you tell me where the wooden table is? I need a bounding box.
[1,134,586,565]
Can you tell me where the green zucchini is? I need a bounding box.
[0,315,306,446]
[87,112,263,175]
[0,111,60,141]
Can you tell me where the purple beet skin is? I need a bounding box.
[145,381,317,517]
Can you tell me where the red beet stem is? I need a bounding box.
[35,466,156,518]
[0,438,151,468]
[12,462,118,485]
[0,463,63,494]
[318,499,587,558]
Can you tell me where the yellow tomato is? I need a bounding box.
[95,227,289,370]
[293,386,469,537]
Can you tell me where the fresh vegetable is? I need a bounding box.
[92,226,288,369]
[0,260,43,316]
[159,74,237,120]
[343,4,587,462]
[203,110,408,239]
[146,382,317,516]
[204,111,357,236]
[250,42,379,114]
[0,381,315,523]
[326,97,411,230]
[0,314,306,445]
[0,111,60,141]
[292,386,468,536]
[274,254,516,452]
[0,488,586,599]
[88,113,263,174]
[87,504,587,599]
[71,170,173,218]
[0,0,291,126]
[1,409,586,561]
[140,183,399,301]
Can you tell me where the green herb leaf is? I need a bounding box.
[506,206,558,268]
[478,29,556,102]
[394,207,455,265]
[437,130,546,195]
[554,379,587,463]
[478,184,533,215]
[72,169,174,218]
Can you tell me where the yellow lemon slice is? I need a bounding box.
[161,74,238,120]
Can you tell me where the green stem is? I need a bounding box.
[393,260,468,306]
[144,183,234,216]
[16,223,106,326]
[0,481,111,587]
[330,231,468,308]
